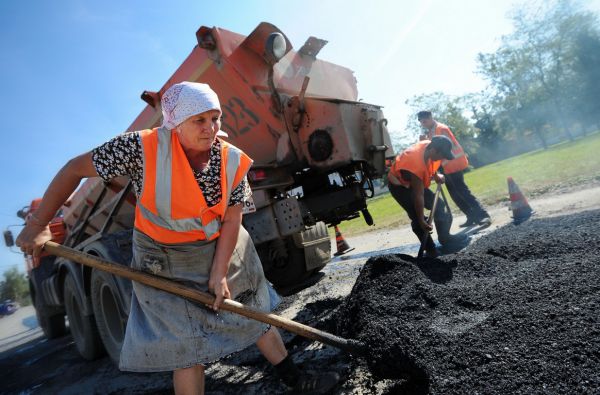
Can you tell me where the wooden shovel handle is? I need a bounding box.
[44,241,363,354]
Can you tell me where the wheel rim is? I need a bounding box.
[100,283,124,345]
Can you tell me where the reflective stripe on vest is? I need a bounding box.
[136,127,245,240]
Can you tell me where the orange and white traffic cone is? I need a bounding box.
[334,225,354,256]
[507,177,533,224]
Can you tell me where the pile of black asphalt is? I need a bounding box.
[333,210,600,394]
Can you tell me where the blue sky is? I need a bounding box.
[1,0,599,273]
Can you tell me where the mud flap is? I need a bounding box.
[292,222,331,271]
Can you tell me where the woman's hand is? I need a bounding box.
[433,173,445,184]
[15,223,53,263]
[209,204,242,311]
[208,273,231,311]
[14,151,99,264]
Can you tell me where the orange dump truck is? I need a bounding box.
[4,22,393,363]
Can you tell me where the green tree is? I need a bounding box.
[387,129,412,154]
[463,91,502,146]
[0,268,30,306]
[573,31,600,131]
[477,0,600,147]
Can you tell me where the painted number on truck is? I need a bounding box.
[221,97,260,138]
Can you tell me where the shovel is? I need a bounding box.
[43,241,366,355]
[417,183,442,258]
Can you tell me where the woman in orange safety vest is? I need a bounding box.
[16,82,339,394]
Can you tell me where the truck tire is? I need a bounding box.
[36,308,67,339]
[261,222,331,289]
[262,237,311,289]
[91,269,127,365]
[63,274,105,360]
[31,282,66,339]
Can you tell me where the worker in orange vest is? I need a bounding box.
[16,82,339,394]
[418,111,491,227]
[388,136,469,257]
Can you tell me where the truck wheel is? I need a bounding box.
[263,237,312,289]
[36,310,67,339]
[260,222,331,290]
[63,274,105,360]
[31,282,66,339]
[91,269,127,365]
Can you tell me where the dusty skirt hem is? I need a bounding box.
[118,323,271,373]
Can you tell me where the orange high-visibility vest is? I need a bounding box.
[426,122,469,174]
[135,127,253,244]
[387,140,441,188]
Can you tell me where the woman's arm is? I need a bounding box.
[16,152,99,258]
[208,203,243,311]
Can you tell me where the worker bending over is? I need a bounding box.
[388,136,468,257]
[418,111,491,227]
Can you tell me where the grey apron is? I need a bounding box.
[119,226,280,372]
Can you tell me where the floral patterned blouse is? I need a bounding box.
[91,132,251,207]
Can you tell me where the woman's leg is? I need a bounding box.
[256,326,288,364]
[256,326,340,393]
[173,364,205,395]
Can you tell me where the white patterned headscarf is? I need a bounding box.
[161,82,222,129]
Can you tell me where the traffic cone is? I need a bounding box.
[507,177,533,224]
[334,225,354,256]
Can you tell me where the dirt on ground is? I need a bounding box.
[1,186,599,394]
